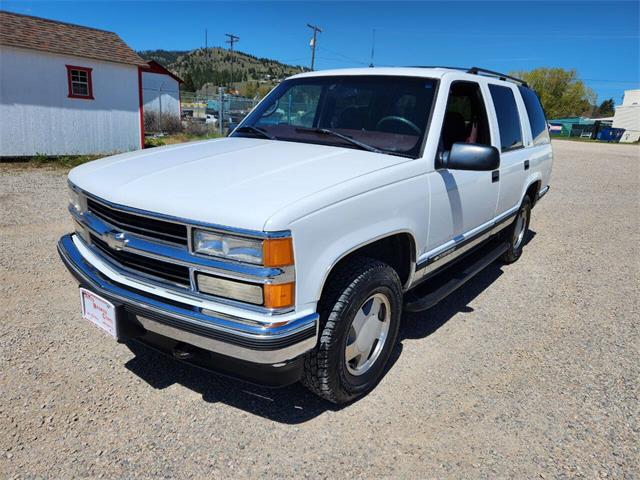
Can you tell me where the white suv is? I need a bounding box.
[59,67,552,404]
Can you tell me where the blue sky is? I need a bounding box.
[3,0,639,103]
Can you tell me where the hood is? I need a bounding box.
[69,137,409,231]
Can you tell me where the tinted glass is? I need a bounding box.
[255,84,322,129]
[488,84,523,152]
[442,81,491,150]
[237,76,438,158]
[518,86,550,146]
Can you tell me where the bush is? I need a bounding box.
[144,137,166,148]
[183,120,218,136]
[144,110,182,134]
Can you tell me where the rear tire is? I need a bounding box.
[302,257,402,404]
[502,195,531,264]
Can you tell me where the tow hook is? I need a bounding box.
[173,342,196,360]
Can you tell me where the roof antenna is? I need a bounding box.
[369,28,376,67]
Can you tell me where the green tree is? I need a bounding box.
[594,98,615,117]
[181,73,196,93]
[510,68,596,119]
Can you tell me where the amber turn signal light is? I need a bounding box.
[263,237,294,267]
[263,282,295,309]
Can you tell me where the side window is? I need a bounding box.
[440,81,491,151]
[255,84,322,128]
[518,86,550,146]
[488,84,523,152]
[66,65,94,100]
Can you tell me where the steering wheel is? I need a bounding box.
[375,116,421,135]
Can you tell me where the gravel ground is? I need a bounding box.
[1,140,638,479]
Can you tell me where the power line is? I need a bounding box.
[307,24,322,70]
[225,33,240,87]
[318,46,368,66]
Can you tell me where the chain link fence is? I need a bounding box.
[180,89,260,135]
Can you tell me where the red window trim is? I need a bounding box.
[66,65,94,100]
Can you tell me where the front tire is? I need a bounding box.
[302,257,402,404]
[502,195,531,264]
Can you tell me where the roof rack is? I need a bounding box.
[467,67,528,86]
[408,65,529,87]
[408,66,468,71]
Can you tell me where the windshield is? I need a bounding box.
[233,75,438,158]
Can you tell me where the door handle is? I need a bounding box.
[492,170,499,183]
[524,160,530,170]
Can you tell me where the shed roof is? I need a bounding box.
[0,11,147,66]
[141,60,184,83]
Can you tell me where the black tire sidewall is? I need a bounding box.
[322,262,402,400]
[505,196,532,262]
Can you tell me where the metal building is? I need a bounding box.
[141,61,183,124]
[613,89,640,143]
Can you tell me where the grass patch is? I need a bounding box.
[145,132,222,148]
[1,132,224,169]
[0,153,103,169]
[31,153,102,168]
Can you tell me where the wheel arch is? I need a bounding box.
[525,179,542,206]
[317,230,417,302]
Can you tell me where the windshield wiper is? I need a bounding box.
[294,127,383,154]
[234,125,276,140]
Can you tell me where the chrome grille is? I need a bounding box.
[90,234,191,287]
[86,198,188,246]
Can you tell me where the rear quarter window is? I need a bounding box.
[488,84,523,152]
[518,86,551,146]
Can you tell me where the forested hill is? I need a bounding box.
[138,48,307,92]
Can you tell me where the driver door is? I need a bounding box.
[426,81,500,256]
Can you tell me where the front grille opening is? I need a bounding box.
[90,234,191,287]
[87,198,188,246]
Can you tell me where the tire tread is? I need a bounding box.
[302,257,401,403]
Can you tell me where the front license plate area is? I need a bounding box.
[79,288,117,339]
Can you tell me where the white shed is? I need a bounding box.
[141,60,183,124]
[0,11,148,156]
[613,89,640,143]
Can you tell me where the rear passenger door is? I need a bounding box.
[486,83,528,216]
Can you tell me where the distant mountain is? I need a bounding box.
[138,47,307,93]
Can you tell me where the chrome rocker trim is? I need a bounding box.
[410,207,518,287]
[58,234,319,365]
[537,185,550,201]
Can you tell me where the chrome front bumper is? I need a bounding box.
[58,234,319,365]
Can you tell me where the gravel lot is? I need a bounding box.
[1,140,638,479]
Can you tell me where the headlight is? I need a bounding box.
[193,229,264,264]
[68,185,83,213]
[192,229,294,267]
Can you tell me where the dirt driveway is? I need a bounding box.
[1,140,638,478]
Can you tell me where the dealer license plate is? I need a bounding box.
[79,288,117,338]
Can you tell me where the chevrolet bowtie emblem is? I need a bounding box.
[104,230,128,251]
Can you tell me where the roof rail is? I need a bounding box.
[467,67,528,86]
[407,65,529,86]
[408,65,468,71]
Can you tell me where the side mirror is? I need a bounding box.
[441,143,500,171]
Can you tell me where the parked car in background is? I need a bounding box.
[59,67,552,404]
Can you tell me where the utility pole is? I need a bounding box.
[205,28,208,52]
[225,33,240,89]
[307,24,322,71]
